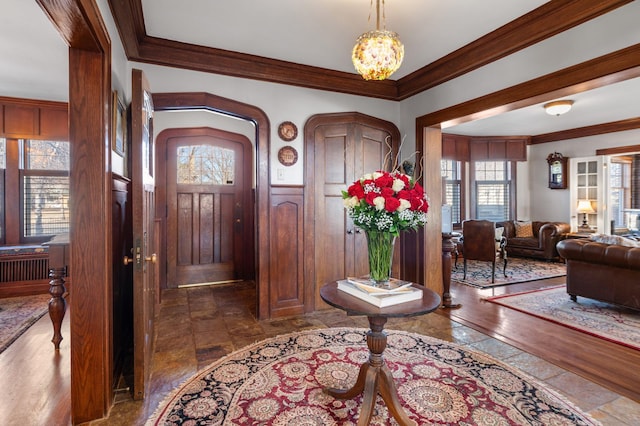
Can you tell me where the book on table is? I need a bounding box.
[337,278,423,308]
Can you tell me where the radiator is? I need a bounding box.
[0,254,50,283]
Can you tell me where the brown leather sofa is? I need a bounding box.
[496,221,570,261]
[557,238,640,310]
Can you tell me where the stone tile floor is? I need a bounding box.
[94,281,640,425]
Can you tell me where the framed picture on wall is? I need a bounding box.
[112,91,126,156]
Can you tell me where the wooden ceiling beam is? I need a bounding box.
[416,45,640,129]
[531,117,640,144]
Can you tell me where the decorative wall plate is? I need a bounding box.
[278,121,298,141]
[278,146,298,166]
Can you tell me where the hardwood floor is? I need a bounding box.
[1,277,639,425]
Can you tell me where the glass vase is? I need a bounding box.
[365,230,396,285]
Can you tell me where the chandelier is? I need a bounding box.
[352,0,404,81]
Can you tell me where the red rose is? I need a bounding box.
[380,187,394,198]
[365,192,378,205]
[374,173,394,188]
[384,197,400,212]
[397,189,411,200]
[348,182,365,199]
[409,197,422,210]
[396,173,410,186]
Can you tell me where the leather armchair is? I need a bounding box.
[462,220,507,283]
[497,221,570,261]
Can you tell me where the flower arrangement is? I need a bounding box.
[342,170,429,237]
[342,169,429,284]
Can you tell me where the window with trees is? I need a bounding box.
[176,145,235,185]
[472,160,514,222]
[1,138,70,244]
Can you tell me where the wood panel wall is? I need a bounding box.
[268,186,305,317]
[0,96,68,140]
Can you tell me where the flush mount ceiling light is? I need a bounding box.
[352,0,404,81]
[544,100,574,116]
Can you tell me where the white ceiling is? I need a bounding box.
[1,0,639,137]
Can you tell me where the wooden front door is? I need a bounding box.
[165,128,253,287]
[307,113,399,309]
[130,69,157,400]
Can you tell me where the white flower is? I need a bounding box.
[372,171,383,180]
[362,173,374,181]
[343,196,359,209]
[397,199,411,212]
[392,178,405,192]
[373,196,386,211]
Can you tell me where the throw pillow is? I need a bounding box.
[514,221,533,238]
[590,233,640,248]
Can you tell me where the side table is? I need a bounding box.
[320,281,441,426]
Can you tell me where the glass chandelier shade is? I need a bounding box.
[352,30,404,80]
[352,0,404,81]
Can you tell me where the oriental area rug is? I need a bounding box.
[149,327,599,425]
[0,294,49,354]
[451,257,566,288]
[487,285,640,351]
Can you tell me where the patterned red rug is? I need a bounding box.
[149,328,599,425]
[487,285,640,351]
[452,257,566,288]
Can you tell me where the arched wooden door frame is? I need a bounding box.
[152,93,270,318]
[303,112,401,311]
[155,126,256,288]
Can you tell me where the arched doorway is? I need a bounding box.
[152,93,271,318]
[156,127,255,288]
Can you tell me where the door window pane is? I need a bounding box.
[177,145,235,185]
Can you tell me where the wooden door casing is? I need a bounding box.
[163,128,254,288]
[304,113,401,310]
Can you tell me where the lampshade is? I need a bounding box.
[576,200,595,214]
[352,0,404,81]
[544,100,573,116]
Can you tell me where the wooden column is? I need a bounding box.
[441,233,461,309]
[421,127,443,295]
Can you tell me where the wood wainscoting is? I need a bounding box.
[269,186,306,318]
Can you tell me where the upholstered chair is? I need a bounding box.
[462,219,507,283]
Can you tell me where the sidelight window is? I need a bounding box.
[441,159,463,227]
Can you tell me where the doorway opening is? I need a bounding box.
[158,127,255,288]
[151,93,271,319]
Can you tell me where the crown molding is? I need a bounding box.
[108,0,630,101]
